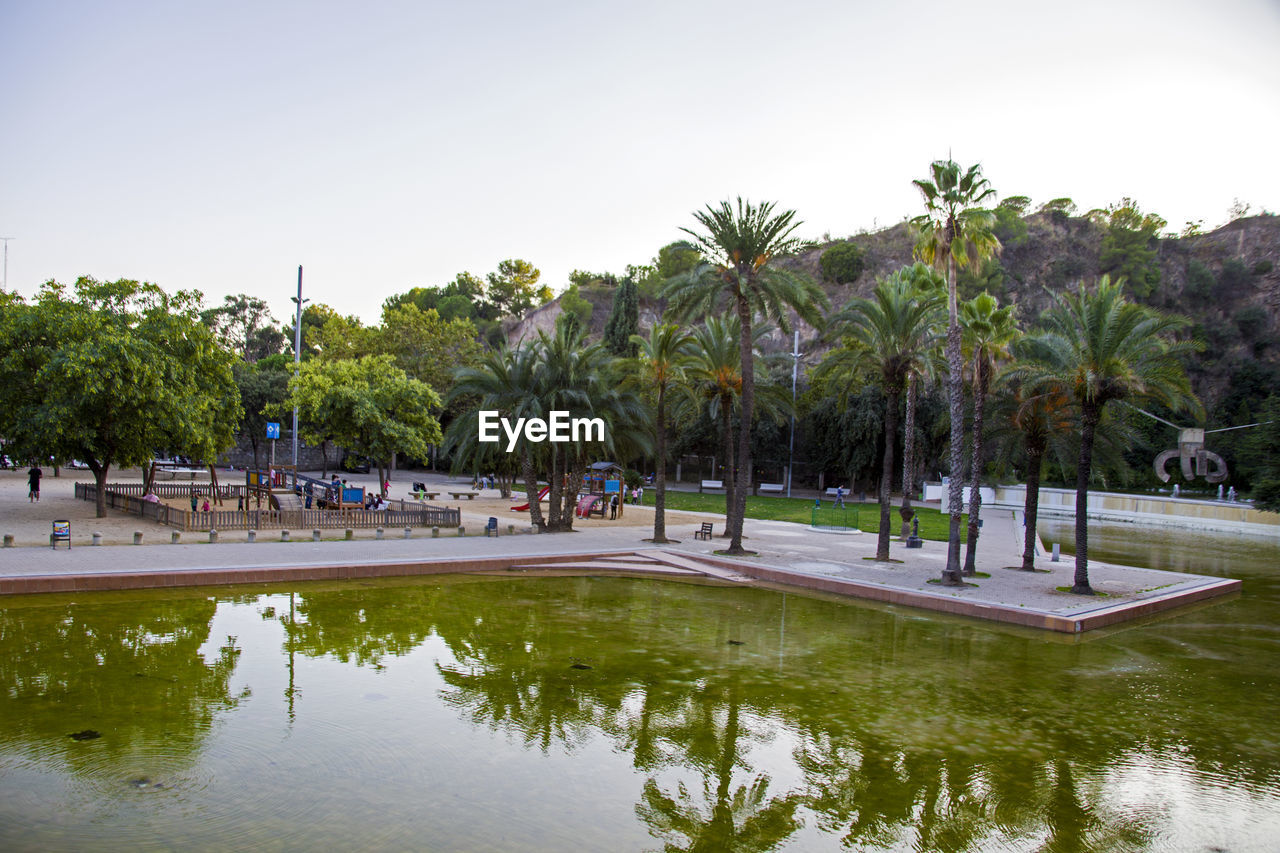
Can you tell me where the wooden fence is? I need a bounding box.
[75,483,460,531]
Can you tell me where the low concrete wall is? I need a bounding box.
[989,484,1279,536]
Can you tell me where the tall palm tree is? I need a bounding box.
[666,199,827,554]
[912,160,1001,585]
[1021,275,1200,593]
[823,273,943,561]
[959,292,1019,574]
[894,262,947,538]
[681,317,783,530]
[630,323,694,544]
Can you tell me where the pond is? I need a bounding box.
[1,525,1277,851]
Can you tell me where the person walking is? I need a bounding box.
[27,466,42,502]
[834,485,846,508]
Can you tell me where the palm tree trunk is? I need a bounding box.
[942,259,965,585]
[1021,440,1044,571]
[522,450,544,531]
[1072,404,1101,594]
[546,447,562,531]
[729,294,754,554]
[963,358,989,575]
[900,373,918,538]
[563,458,587,531]
[652,384,671,543]
[877,385,900,561]
[720,396,735,539]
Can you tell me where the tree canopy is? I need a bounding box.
[0,277,241,516]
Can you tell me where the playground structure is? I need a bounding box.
[244,466,364,513]
[577,462,624,519]
[146,459,225,505]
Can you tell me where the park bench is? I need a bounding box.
[410,490,440,500]
[699,479,725,493]
[824,487,848,498]
[758,483,784,494]
[694,521,714,540]
[450,491,479,500]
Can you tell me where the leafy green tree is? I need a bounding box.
[959,292,1019,574]
[376,304,483,399]
[0,278,241,516]
[822,273,944,561]
[559,283,594,332]
[603,276,639,357]
[819,241,865,285]
[630,323,694,543]
[487,259,552,317]
[1019,276,1200,593]
[279,355,443,490]
[666,198,827,554]
[912,160,1001,584]
[1099,198,1166,299]
[200,293,285,362]
[233,359,291,469]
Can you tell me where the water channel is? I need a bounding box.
[1,523,1276,851]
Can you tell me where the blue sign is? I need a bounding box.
[266,422,281,439]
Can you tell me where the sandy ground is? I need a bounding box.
[0,467,711,546]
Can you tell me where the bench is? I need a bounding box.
[699,479,724,493]
[824,487,848,498]
[450,491,479,500]
[758,483,784,494]
[410,490,440,501]
[694,521,713,540]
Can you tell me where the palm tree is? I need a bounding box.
[823,272,943,561]
[681,317,783,531]
[959,292,1019,574]
[666,199,826,554]
[894,262,947,538]
[912,160,1001,585]
[1021,275,1200,593]
[630,323,694,544]
[446,344,546,528]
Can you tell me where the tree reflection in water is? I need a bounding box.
[280,575,1209,851]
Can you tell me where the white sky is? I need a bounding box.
[3,0,1278,326]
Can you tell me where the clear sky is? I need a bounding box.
[3,0,1278,326]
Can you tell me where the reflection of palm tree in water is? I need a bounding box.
[635,682,802,853]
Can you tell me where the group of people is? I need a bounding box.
[472,473,495,491]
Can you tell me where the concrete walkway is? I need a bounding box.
[0,469,1240,634]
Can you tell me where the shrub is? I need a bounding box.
[820,242,865,285]
[1253,259,1273,276]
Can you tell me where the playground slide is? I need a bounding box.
[511,486,551,512]
[575,494,602,518]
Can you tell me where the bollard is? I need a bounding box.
[3,534,14,547]
[281,530,290,542]
[345,529,353,540]
[91,532,102,546]
[171,531,181,544]
[404,527,412,539]
[376,527,384,540]
[313,530,321,542]
[432,526,439,538]
[133,532,144,545]
[508,524,515,536]
[458,526,466,537]
[1051,543,1060,562]
[247,530,256,543]
[209,529,218,544]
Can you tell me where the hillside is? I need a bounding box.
[515,212,1280,413]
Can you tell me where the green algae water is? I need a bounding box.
[1,529,1277,851]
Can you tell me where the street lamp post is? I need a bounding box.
[787,330,801,498]
[290,266,309,469]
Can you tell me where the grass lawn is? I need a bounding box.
[640,489,966,542]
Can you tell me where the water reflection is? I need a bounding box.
[0,532,1277,851]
